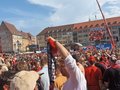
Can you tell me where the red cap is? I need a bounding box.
[88,56,96,62]
[101,55,106,61]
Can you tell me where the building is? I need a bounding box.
[0,21,35,53]
[37,24,74,49]
[37,16,120,49]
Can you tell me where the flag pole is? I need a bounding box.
[96,0,116,49]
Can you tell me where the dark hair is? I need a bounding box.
[72,54,80,62]
[40,55,48,67]
[0,71,16,86]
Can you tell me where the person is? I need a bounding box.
[85,56,103,90]
[10,70,39,90]
[103,59,120,90]
[47,36,87,90]
[32,61,41,72]
[0,54,4,64]
[54,64,67,90]
[16,61,28,72]
[72,54,85,75]
[38,55,50,90]
[95,56,107,76]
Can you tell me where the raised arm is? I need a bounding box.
[47,36,70,59]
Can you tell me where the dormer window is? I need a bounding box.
[95,24,99,27]
[84,25,88,29]
[75,27,77,29]
[108,22,111,25]
[90,25,93,28]
[101,23,104,26]
[79,26,82,29]
[113,21,117,24]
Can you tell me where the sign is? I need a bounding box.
[95,43,112,50]
[89,27,105,41]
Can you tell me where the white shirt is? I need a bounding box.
[62,55,87,90]
[38,65,50,90]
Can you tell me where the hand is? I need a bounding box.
[47,36,58,54]
[47,36,55,42]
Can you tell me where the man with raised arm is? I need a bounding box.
[47,37,87,90]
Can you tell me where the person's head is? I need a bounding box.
[10,71,39,90]
[1,71,16,89]
[88,56,96,65]
[16,61,28,71]
[72,54,80,63]
[110,56,117,65]
[72,54,82,66]
[35,61,41,68]
[116,60,120,65]
[40,55,48,67]
[100,55,108,62]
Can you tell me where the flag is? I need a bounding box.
[89,27,105,41]
[47,40,57,90]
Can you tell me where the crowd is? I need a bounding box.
[0,37,120,90]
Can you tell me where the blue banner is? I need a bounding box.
[95,44,112,50]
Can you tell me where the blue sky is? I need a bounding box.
[0,0,120,36]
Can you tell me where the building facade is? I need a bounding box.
[0,21,35,53]
[37,16,120,49]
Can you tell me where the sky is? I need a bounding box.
[0,0,120,36]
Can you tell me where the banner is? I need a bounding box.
[89,27,105,41]
[95,43,112,50]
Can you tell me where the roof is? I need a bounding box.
[19,31,34,40]
[39,16,120,35]
[37,24,74,36]
[73,16,120,30]
[0,21,34,39]
[1,21,21,35]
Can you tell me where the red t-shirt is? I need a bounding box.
[85,65,102,90]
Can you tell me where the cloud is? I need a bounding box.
[27,0,120,26]
[1,8,42,19]
[107,0,120,5]
[0,8,50,35]
[27,0,63,9]
[2,0,119,36]
[6,17,50,35]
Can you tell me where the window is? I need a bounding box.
[95,24,99,27]
[79,30,82,33]
[63,29,66,32]
[83,29,87,33]
[112,31,117,34]
[84,25,88,29]
[79,35,82,38]
[107,37,109,39]
[68,28,71,31]
[75,27,77,29]
[83,34,88,37]
[101,23,104,26]
[112,26,117,29]
[108,22,111,25]
[119,28,120,36]
[113,21,117,24]
[116,36,119,41]
[90,25,93,28]
[79,26,82,29]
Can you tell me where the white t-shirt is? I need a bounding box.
[62,55,87,90]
